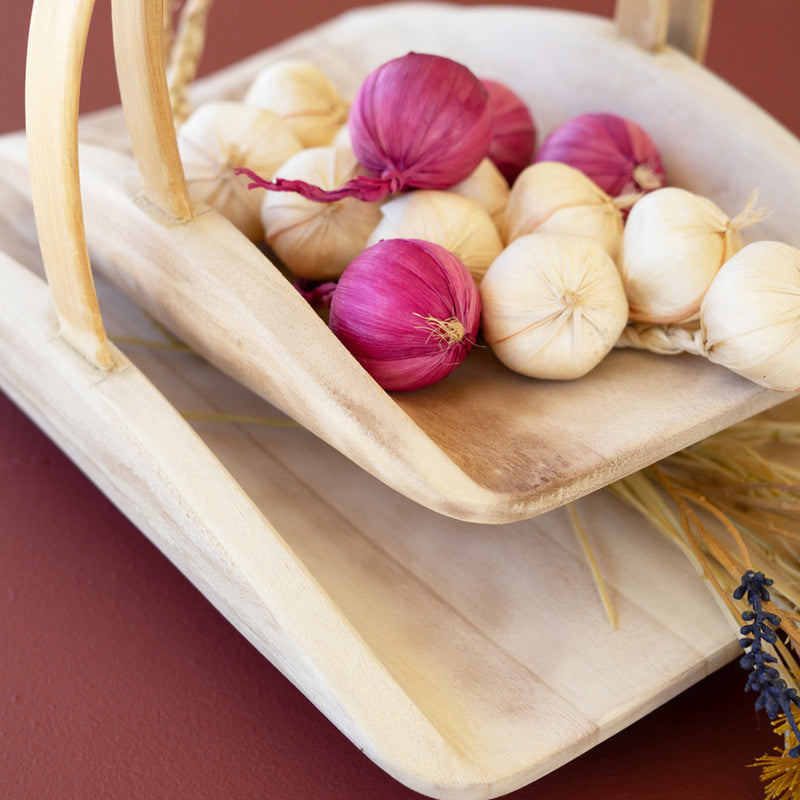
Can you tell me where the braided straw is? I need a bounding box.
[165,0,214,125]
[615,322,708,357]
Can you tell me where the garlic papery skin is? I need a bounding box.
[331,123,352,150]
[480,233,629,379]
[449,157,510,230]
[261,146,383,280]
[620,187,761,325]
[700,240,800,391]
[177,101,303,240]
[502,161,624,258]
[366,190,503,282]
[244,59,349,147]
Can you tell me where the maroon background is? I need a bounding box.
[1,2,798,799]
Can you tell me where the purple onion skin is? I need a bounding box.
[482,79,537,184]
[329,239,481,392]
[294,278,337,309]
[535,112,665,197]
[349,52,493,192]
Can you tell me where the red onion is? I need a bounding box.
[328,239,481,391]
[237,53,493,203]
[481,78,537,184]
[535,112,665,198]
[295,278,337,309]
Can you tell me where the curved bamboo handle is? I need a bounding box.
[25,0,192,370]
[614,0,714,61]
[112,0,193,220]
[25,0,114,368]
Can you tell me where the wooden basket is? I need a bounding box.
[1,1,799,797]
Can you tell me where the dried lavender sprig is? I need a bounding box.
[735,570,800,758]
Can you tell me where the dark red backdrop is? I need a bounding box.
[1,2,798,799]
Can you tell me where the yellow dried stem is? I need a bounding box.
[567,502,618,629]
[727,188,768,233]
[731,421,800,447]
[165,0,214,125]
[773,638,800,688]
[652,464,750,576]
[607,475,695,563]
[752,716,800,800]
[674,488,754,572]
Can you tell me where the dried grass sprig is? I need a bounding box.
[752,717,800,799]
[607,413,800,792]
[567,502,618,629]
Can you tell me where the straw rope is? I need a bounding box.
[615,322,708,356]
[165,0,214,125]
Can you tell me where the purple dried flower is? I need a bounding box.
[735,570,800,757]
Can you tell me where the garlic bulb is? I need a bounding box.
[700,240,800,391]
[449,157,510,230]
[480,233,629,379]
[244,59,349,147]
[261,146,383,280]
[331,123,352,150]
[502,161,625,257]
[366,190,503,282]
[177,101,303,240]
[620,187,762,324]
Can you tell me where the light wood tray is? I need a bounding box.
[1,2,798,798]
[23,0,800,525]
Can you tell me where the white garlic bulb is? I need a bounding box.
[244,59,349,147]
[700,240,800,391]
[331,123,352,150]
[449,157,510,230]
[177,100,303,240]
[261,146,383,280]
[480,233,629,379]
[366,190,503,282]
[620,187,761,324]
[502,161,624,257]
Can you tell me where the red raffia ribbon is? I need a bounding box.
[235,166,403,203]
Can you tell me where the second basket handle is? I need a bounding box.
[112,0,194,221]
[614,0,714,61]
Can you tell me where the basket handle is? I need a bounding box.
[614,0,714,61]
[25,0,191,370]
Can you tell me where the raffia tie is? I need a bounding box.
[615,322,708,357]
[165,0,215,126]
